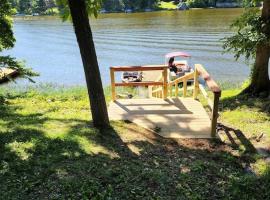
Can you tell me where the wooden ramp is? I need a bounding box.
[108,98,212,138]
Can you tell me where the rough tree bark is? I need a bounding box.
[248,0,270,94]
[68,0,109,127]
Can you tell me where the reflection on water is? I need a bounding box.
[6,8,249,86]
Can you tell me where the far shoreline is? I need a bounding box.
[12,6,250,17]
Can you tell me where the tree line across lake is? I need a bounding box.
[9,0,245,15]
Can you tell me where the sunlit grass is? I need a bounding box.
[0,84,269,199]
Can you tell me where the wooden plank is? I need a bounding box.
[163,68,168,99]
[169,84,172,97]
[175,81,178,97]
[152,87,162,93]
[211,92,221,137]
[108,98,212,139]
[169,72,194,85]
[110,68,116,101]
[148,86,153,98]
[115,81,163,87]
[183,80,187,97]
[195,64,221,94]
[193,68,199,99]
[110,65,168,71]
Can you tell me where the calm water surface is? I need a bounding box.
[6,8,249,86]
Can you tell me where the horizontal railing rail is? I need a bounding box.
[110,65,167,71]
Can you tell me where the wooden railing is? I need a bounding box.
[195,64,221,137]
[110,65,168,101]
[151,64,221,137]
[109,64,221,137]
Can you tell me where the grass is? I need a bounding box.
[0,85,269,199]
[158,1,178,10]
[218,86,270,152]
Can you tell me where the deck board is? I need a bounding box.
[108,98,212,138]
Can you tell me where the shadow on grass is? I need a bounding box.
[0,95,270,199]
[218,124,257,154]
[220,92,270,115]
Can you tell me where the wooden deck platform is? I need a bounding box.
[108,98,212,138]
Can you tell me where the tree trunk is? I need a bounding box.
[250,44,270,94]
[68,0,109,127]
[248,0,270,94]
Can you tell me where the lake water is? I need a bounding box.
[6,8,249,86]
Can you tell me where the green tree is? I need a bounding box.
[0,0,37,81]
[36,0,47,13]
[103,0,124,12]
[186,0,207,8]
[18,0,33,14]
[57,0,109,128]
[223,0,270,95]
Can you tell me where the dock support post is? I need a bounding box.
[211,92,221,137]
[163,68,168,99]
[110,68,116,101]
[193,67,199,99]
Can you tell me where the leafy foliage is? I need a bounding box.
[9,0,57,15]
[56,0,102,20]
[223,9,267,60]
[0,0,37,81]
[186,0,243,8]
[0,0,15,51]
[186,0,208,8]
[0,56,38,82]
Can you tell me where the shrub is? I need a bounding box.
[186,0,208,8]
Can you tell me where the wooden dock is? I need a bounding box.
[109,64,221,139]
[109,98,212,138]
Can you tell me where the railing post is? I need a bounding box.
[110,68,116,101]
[175,81,178,97]
[183,79,187,97]
[169,84,172,97]
[148,86,153,98]
[163,68,168,99]
[193,67,199,99]
[211,92,221,137]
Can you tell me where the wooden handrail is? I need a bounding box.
[110,65,167,71]
[115,82,163,87]
[169,72,194,86]
[195,64,221,94]
[194,64,221,138]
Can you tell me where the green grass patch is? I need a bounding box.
[220,88,270,139]
[0,85,269,199]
